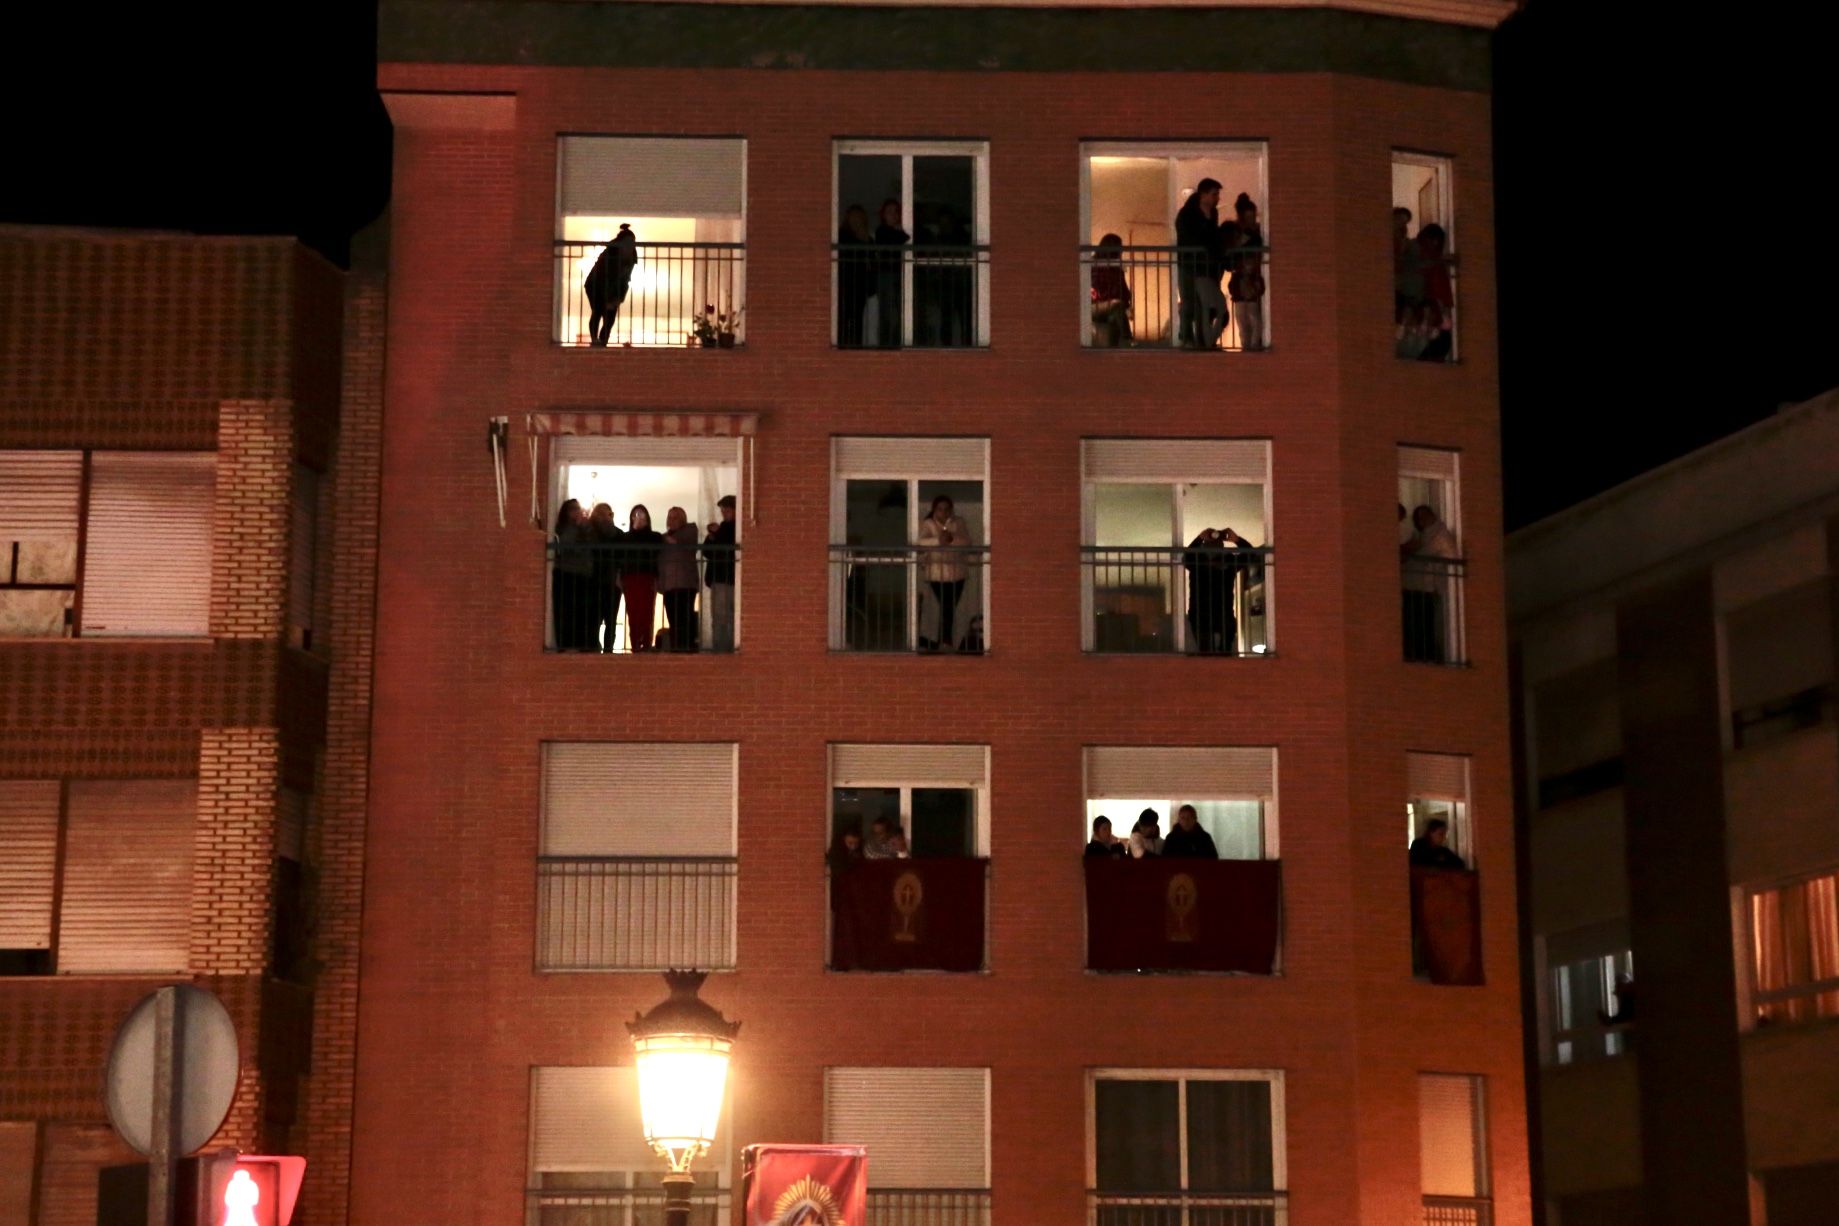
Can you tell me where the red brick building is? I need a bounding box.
[0,227,344,1222]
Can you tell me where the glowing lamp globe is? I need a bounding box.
[627,970,740,1174]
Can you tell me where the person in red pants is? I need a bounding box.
[617,504,664,651]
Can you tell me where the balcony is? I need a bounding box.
[829,858,988,972]
[867,1189,992,1226]
[832,245,990,348]
[1083,547,1272,655]
[1085,858,1282,974]
[1401,555,1467,665]
[1078,245,1270,351]
[553,241,746,348]
[1396,251,1459,364]
[1088,1190,1287,1226]
[548,542,739,654]
[1422,1196,1492,1225]
[527,1186,729,1226]
[829,545,988,654]
[1411,866,1483,986]
[536,856,737,971]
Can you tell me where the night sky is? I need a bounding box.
[3,3,1830,530]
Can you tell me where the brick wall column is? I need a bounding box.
[191,728,279,974]
[212,398,295,640]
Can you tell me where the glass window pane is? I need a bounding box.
[1094,1079,1180,1193]
[912,157,975,239]
[833,788,901,845]
[838,155,903,226]
[1186,1079,1274,1193]
[1191,801,1262,861]
[911,788,973,858]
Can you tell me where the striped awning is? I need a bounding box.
[525,412,758,438]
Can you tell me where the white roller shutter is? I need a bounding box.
[287,465,318,650]
[1418,1074,1486,1198]
[0,451,81,539]
[555,436,742,468]
[530,1067,655,1174]
[59,781,195,974]
[1407,753,1470,804]
[1082,439,1268,483]
[834,438,988,480]
[1398,446,1460,482]
[831,745,988,788]
[80,452,215,637]
[542,743,737,856]
[1085,747,1276,799]
[824,1068,988,1188]
[0,781,60,951]
[559,137,745,218]
[0,1121,35,1225]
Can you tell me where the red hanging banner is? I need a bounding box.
[742,1144,868,1226]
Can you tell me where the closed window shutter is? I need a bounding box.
[0,1121,34,1225]
[287,465,318,650]
[59,781,195,974]
[559,137,745,218]
[530,1067,656,1174]
[1418,1074,1485,1197]
[80,452,215,637]
[1082,440,1268,483]
[0,781,59,951]
[542,743,737,856]
[824,1068,988,1188]
[1085,747,1276,799]
[831,745,988,788]
[1398,446,1460,482]
[0,450,81,539]
[1407,753,1470,804]
[555,436,743,468]
[834,438,988,480]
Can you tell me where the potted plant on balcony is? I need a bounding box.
[689,305,742,349]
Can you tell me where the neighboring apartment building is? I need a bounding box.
[304,2,1529,1225]
[0,229,346,1222]
[1510,389,1839,1226]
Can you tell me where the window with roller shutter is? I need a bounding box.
[1083,746,1278,860]
[1418,1074,1490,1219]
[1398,444,1466,665]
[1407,751,1474,866]
[536,743,738,971]
[0,450,81,637]
[824,1067,989,1222]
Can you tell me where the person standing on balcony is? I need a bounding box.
[588,502,623,653]
[660,506,701,652]
[1409,817,1466,869]
[550,499,594,651]
[1225,193,1268,351]
[617,504,664,651]
[1129,810,1164,858]
[1185,527,1246,654]
[1393,207,1426,357]
[584,223,638,347]
[837,205,875,347]
[1415,223,1454,362]
[865,816,910,859]
[873,198,910,348]
[1162,804,1219,859]
[917,495,972,652]
[1085,815,1128,858]
[703,494,738,653]
[1175,178,1227,349]
[928,205,974,347]
[1089,232,1134,348]
[1401,505,1459,662]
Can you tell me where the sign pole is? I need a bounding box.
[146,986,180,1226]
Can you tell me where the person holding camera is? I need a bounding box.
[1185,526,1248,654]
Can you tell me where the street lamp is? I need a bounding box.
[627,970,740,1226]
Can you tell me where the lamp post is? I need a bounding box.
[627,970,741,1226]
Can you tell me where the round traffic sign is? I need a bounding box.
[104,985,239,1157]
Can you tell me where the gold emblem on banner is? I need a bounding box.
[771,1175,844,1226]
[1165,872,1198,943]
[891,870,924,943]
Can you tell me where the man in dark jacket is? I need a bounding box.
[584,223,639,346]
[1174,179,1227,348]
[1161,804,1219,858]
[1408,818,1466,869]
[703,494,739,652]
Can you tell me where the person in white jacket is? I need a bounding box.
[916,495,974,651]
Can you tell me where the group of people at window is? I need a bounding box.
[1084,807,1223,859]
[551,495,738,652]
[1398,502,1459,663]
[1089,181,1268,350]
[1393,206,1455,361]
[827,815,915,868]
[835,201,977,348]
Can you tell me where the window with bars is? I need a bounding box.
[824,1067,990,1223]
[1398,446,1465,666]
[1089,1071,1286,1225]
[1419,1074,1490,1224]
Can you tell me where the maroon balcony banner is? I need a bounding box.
[830,858,987,972]
[743,1144,867,1226]
[1085,857,1282,974]
[1412,866,1483,985]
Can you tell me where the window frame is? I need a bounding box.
[1739,864,1839,1029]
[1391,149,1458,362]
[1085,1068,1288,1195]
[826,745,992,859]
[822,1066,992,1190]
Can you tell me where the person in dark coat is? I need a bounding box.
[702,494,739,652]
[1408,818,1466,869]
[587,502,623,653]
[836,205,875,347]
[873,198,910,348]
[1161,804,1219,859]
[1185,527,1252,654]
[550,499,594,650]
[1085,815,1128,858]
[616,504,664,651]
[1175,179,1227,348]
[584,224,638,346]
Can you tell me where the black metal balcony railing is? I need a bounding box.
[1401,555,1467,666]
[832,244,991,348]
[528,1186,730,1226]
[548,542,740,654]
[536,856,737,971]
[1083,546,1272,655]
[1422,1195,1493,1226]
[1078,245,1271,351]
[1396,253,1459,363]
[1089,1190,1288,1226]
[867,1188,992,1226]
[554,241,746,348]
[829,545,989,654]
